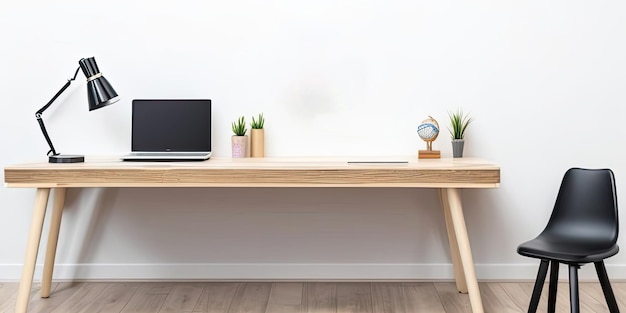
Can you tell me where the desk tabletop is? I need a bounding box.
[4,156,500,188]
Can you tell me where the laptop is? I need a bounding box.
[121,99,212,161]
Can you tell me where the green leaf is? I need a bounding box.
[251,113,265,129]
[447,109,473,140]
[231,116,247,136]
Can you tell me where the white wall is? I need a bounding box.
[1,0,626,281]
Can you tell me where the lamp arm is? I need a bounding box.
[35,67,81,156]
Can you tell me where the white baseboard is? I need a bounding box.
[1,263,625,281]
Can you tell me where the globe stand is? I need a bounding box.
[417,116,441,159]
[419,141,441,159]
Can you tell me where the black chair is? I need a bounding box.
[517,168,620,313]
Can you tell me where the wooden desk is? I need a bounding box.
[4,156,500,313]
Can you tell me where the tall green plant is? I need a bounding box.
[251,113,265,129]
[448,109,473,140]
[231,116,247,136]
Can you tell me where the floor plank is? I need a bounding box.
[609,282,626,310]
[50,282,109,313]
[336,282,372,313]
[304,282,336,313]
[371,282,409,313]
[193,282,241,313]
[1,281,624,313]
[479,283,523,313]
[120,283,173,313]
[27,282,83,313]
[85,283,141,313]
[579,282,625,313]
[508,281,571,313]
[0,283,19,313]
[158,283,204,313]
[265,282,303,313]
[403,282,446,313]
[227,283,271,313]
[498,282,534,311]
[433,282,472,313]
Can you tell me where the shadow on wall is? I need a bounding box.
[54,187,459,267]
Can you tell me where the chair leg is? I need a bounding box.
[528,260,550,313]
[594,261,620,313]
[569,265,580,313]
[548,261,559,313]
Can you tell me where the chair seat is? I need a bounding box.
[518,237,619,263]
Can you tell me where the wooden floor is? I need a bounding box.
[0,281,625,313]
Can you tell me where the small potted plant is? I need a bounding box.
[448,109,473,158]
[250,113,265,157]
[231,116,248,158]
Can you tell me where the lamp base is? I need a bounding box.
[49,154,85,163]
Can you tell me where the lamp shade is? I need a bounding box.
[79,57,119,111]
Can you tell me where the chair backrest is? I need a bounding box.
[542,168,618,247]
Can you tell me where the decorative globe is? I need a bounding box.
[417,116,439,143]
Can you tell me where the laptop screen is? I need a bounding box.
[131,99,212,152]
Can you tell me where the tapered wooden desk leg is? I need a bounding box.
[439,188,468,293]
[15,188,51,313]
[41,188,67,298]
[445,188,484,313]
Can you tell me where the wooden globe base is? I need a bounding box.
[418,141,440,159]
[419,149,441,159]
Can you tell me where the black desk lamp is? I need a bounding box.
[36,57,119,163]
